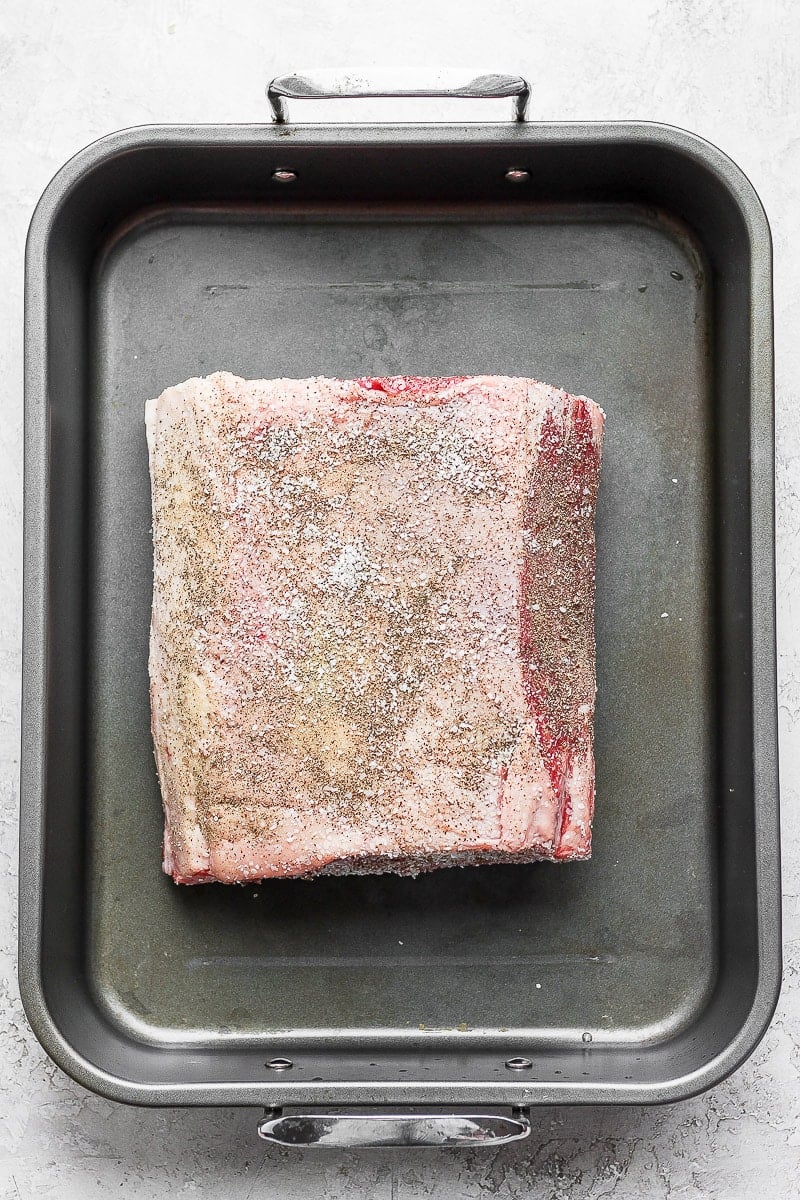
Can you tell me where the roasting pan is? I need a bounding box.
[20,72,780,1147]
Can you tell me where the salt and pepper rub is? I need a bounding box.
[146,373,604,883]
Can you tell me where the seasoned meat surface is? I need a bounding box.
[146,373,604,883]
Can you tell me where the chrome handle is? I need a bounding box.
[266,70,530,124]
[257,1108,531,1148]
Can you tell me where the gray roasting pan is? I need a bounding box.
[20,73,779,1145]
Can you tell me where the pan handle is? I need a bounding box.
[266,70,530,124]
[257,1107,531,1148]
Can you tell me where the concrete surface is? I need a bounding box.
[1,0,798,1195]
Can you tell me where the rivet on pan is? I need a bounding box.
[505,168,530,183]
[582,1031,593,1043]
[272,168,297,183]
[505,1057,533,1070]
[265,1057,294,1070]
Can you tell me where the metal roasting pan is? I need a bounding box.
[20,73,780,1147]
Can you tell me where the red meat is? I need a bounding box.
[146,373,604,883]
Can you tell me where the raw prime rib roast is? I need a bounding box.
[146,373,604,883]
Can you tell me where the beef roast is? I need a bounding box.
[146,373,604,883]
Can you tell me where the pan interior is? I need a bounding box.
[88,206,715,1048]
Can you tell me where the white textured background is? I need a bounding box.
[1,1,798,1195]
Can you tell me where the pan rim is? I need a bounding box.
[20,118,779,1107]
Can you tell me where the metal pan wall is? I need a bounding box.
[20,122,779,1108]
